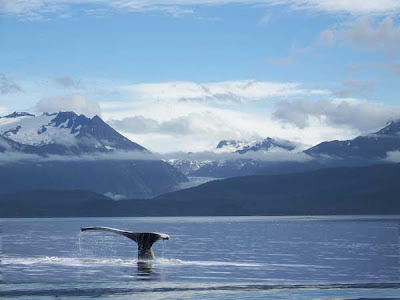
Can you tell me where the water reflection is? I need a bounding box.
[137,261,154,276]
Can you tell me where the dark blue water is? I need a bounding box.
[1,216,399,299]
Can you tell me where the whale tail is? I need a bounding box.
[81,226,169,260]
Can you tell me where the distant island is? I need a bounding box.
[2,163,400,217]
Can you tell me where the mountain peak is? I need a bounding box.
[216,140,239,149]
[3,112,35,118]
[375,120,400,135]
[0,111,147,155]
[305,120,400,159]
[215,137,297,154]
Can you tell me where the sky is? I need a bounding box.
[1,0,400,153]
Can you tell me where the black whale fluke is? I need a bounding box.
[81,226,169,260]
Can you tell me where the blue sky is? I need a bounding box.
[1,1,400,152]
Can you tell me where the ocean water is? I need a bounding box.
[1,216,399,299]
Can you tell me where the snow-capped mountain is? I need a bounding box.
[215,137,297,154]
[0,111,147,155]
[305,120,400,159]
[169,137,300,176]
[0,111,187,198]
[187,121,400,178]
[166,158,211,175]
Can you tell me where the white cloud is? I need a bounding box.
[285,0,400,15]
[0,150,157,165]
[120,80,328,104]
[2,76,385,153]
[3,0,400,20]
[104,97,363,153]
[111,110,267,140]
[109,107,270,152]
[162,149,312,162]
[96,79,378,153]
[0,106,9,116]
[385,151,400,162]
[273,98,400,132]
[320,17,400,57]
[111,115,193,135]
[35,95,101,117]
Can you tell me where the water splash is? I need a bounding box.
[78,232,82,255]
[2,256,263,268]
[160,240,166,259]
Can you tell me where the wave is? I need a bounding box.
[1,256,136,266]
[1,256,262,267]
[1,282,399,298]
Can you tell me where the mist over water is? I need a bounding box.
[1,216,399,299]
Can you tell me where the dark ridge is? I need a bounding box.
[3,112,35,118]
[1,163,400,217]
[0,283,399,298]
[305,120,400,159]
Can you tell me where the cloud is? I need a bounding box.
[106,100,355,154]
[121,80,328,103]
[3,0,400,21]
[284,0,400,15]
[348,61,400,76]
[320,17,400,57]
[0,73,23,94]
[335,78,375,97]
[99,80,356,153]
[385,151,400,162]
[110,111,258,139]
[0,0,66,21]
[0,150,157,165]
[106,105,274,152]
[0,0,193,20]
[54,76,83,89]
[162,149,312,163]
[273,98,400,132]
[35,95,101,117]
[0,106,8,115]
[111,115,192,135]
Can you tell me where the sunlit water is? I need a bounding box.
[1,216,399,299]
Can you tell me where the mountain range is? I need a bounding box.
[2,163,399,217]
[305,121,400,159]
[1,110,400,207]
[215,137,298,154]
[168,137,304,176]
[0,111,147,155]
[0,111,187,198]
[1,111,400,217]
[170,121,400,178]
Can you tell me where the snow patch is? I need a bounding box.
[104,192,128,200]
[0,114,77,146]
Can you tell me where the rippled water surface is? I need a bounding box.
[1,216,399,299]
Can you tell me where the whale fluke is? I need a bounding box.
[81,226,169,260]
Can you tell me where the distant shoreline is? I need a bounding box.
[2,215,400,220]
[2,163,400,218]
